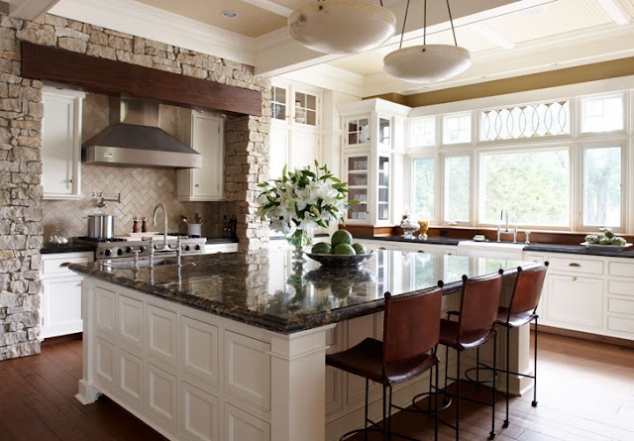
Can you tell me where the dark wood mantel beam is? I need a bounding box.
[21,41,262,116]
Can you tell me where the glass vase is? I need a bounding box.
[286,229,312,261]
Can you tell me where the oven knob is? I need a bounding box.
[117,248,124,256]
[125,246,132,254]
[195,245,201,251]
[104,249,112,257]
[139,246,146,252]
[184,245,191,251]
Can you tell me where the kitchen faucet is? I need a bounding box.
[152,202,170,251]
[500,208,509,232]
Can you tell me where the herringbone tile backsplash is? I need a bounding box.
[42,93,233,242]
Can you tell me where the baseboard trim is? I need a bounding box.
[41,333,83,346]
[535,325,634,349]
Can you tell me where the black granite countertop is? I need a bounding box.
[41,243,95,254]
[356,235,463,246]
[69,249,530,334]
[524,243,634,258]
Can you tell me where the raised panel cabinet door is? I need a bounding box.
[147,362,178,429]
[289,129,320,170]
[41,277,83,338]
[224,402,270,441]
[223,331,271,410]
[181,380,219,441]
[147,304,177,366]
[181,315,219,386]
[95,285,117,335]
[192,114,223,200]
[547,275,604,330]
[269,126,289,179]
[95,336,116,393]
[42,88,84,199]
[119,294,144,348]
[118,348,144,411]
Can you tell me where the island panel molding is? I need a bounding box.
[20,42,262,117]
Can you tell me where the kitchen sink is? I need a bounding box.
[457,241,526,259]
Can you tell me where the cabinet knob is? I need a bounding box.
[69,179,73,183]
[572,276,577,281]
[195,184,200,187]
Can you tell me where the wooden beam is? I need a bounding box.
[9,0,61,21]
[21,42,262,116]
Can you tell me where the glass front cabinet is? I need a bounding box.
[339,99,410,226]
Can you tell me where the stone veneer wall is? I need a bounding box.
[0,12,271,360]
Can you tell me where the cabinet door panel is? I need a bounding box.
[147,362,178,427]
[182,316,219,386]
[193,116,223,199]
[181,380,219,441]
[119,348,144,410]
[289,129,320,170]
[147,304,177,365]
[547,275,603,329]
[224,403,270,441]
[41,277,83,338]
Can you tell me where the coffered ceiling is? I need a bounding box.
[10,0,634,97]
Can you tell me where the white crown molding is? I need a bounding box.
[48,0,256,65]
[363,23,634,97]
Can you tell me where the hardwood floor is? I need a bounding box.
[0,332,632,441]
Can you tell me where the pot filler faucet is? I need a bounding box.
[152,202,170,252]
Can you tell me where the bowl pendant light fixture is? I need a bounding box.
[383,0,472,83]
[288,0,397,54]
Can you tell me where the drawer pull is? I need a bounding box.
[569,263,581,267]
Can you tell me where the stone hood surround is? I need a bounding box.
[68,249,529,334]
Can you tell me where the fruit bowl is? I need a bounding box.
[581,242,632,252]
[305,252,375,268]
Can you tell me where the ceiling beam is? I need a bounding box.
[20,42,262,116]
[9,0,61,20]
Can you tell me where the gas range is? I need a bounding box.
[73,235,206,260]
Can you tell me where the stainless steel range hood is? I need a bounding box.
[82,97,202,168]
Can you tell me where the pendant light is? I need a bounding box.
[288,0,396,54]
[383,0,471,83]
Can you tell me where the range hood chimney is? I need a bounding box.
[82,97,202,168]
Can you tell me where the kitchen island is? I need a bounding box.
[69,249,535,441]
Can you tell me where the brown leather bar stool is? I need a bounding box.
[326,285,443,441]
[496,263,549,428]
[438,271,503,441]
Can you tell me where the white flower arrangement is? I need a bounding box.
[257,162,351,242]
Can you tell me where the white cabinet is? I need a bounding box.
[269,82,322,179]
[177,111,224,201]
[40,252,93,339]
[338,99,410,226]
[42,87,85,200]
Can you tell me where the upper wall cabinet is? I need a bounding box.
[42,87,85,200]
[338,99,410,226]
[269,82,323,179]
[177,111,224,201]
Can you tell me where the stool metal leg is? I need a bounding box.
[455,350,461,441]
[489,335,497,440]
[532,318,538,407]
[504,326,510,428]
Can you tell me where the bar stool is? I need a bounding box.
[326,285,443,441]
[496,263,548,428]
[438,271,503,441]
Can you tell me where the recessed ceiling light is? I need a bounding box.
[221,10,238,19]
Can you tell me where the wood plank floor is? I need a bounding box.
[0,332,632,441]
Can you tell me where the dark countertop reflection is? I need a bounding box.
[69,249,532,334]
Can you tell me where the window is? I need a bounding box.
[583,146,621,227]
[480,149,570,227]
[346,118,369,145]
[581,94,623,133]
[412,158,435,218]
[480,101,570,141]
[271,86,287,121]
[444,156,470,222]
[442,113,471,144]
[411,117,435,146]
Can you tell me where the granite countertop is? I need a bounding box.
[356,235,463,246]
[524,243,634,258]
[68,249,530,334]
